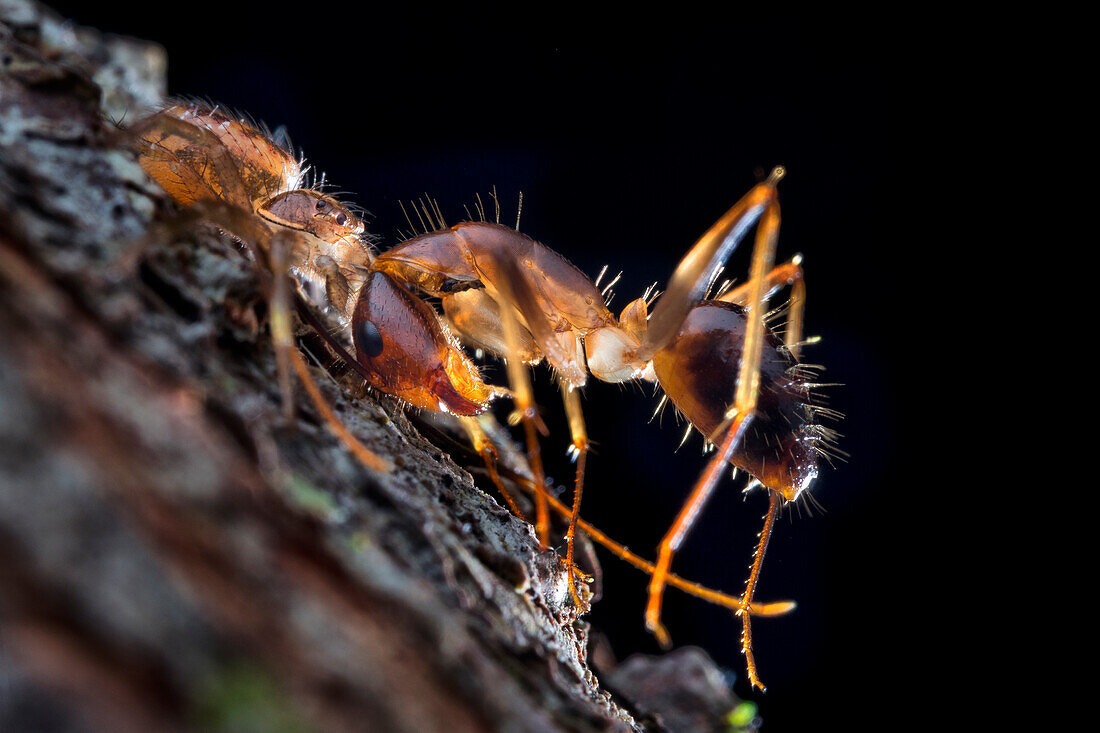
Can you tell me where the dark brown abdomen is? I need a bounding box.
[651,301,817,498]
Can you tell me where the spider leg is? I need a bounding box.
[267,231,393,472]
[311,253,353,318]
[163,201,392,475]
[132,110,390,474]
[270,230,297,422]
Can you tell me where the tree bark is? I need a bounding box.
[1,4,758,731]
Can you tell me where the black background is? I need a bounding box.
[44,2,929,728]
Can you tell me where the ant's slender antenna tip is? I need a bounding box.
[768,166,787,185]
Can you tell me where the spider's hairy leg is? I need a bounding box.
[156,201,392,475]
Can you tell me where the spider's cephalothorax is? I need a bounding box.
[132,101,391,472]
[135,102,372,317]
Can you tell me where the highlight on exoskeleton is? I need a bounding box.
[130,101,839,691]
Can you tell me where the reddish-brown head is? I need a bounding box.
[352,272,499,416]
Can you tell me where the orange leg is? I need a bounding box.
[645,410,755,647]
[560,379,590,607]
[493,256,551,547]
[717,257,802,305]
[738,490,781,690]
[718,257,805,360]
[150,201,393,476]
[498,456,794,617]
[639,168,784,362]
[645,173,783,690]
[458,416,527,520]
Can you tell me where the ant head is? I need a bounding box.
[259,190,364,242]
[352,272,500,416]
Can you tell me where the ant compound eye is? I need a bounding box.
[335,212,348,226]
[315,199,328,211]
[355,319,384,358]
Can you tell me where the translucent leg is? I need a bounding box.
[496,454,794,618]
[639,168,785,361]
[493,256,552,548]
[560,378,589,607]
[458,416,527,519]
[645,188,783,691]
[718,257,805,359]
[153,202,392,476]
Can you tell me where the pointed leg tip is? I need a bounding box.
[644,616,672,649]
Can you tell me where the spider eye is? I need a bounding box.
[335,212,348,226]
[355,319,384,358]
[315,199,328,211]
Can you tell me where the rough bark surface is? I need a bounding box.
[0,4,755,731]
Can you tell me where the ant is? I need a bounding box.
[131,102,831,690]
[358,168,834,690]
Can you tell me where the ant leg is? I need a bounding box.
[493,257,552,548]
[639,168,785,362]
[559,377,590,607]
[645,193,783,681]
[645,411,756,648]
[457,416,527,519]
[442,289,542,365]
[498,458,794,617]
[718,257,805,359]
[787,275,806,360]
[740,490,781,690]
